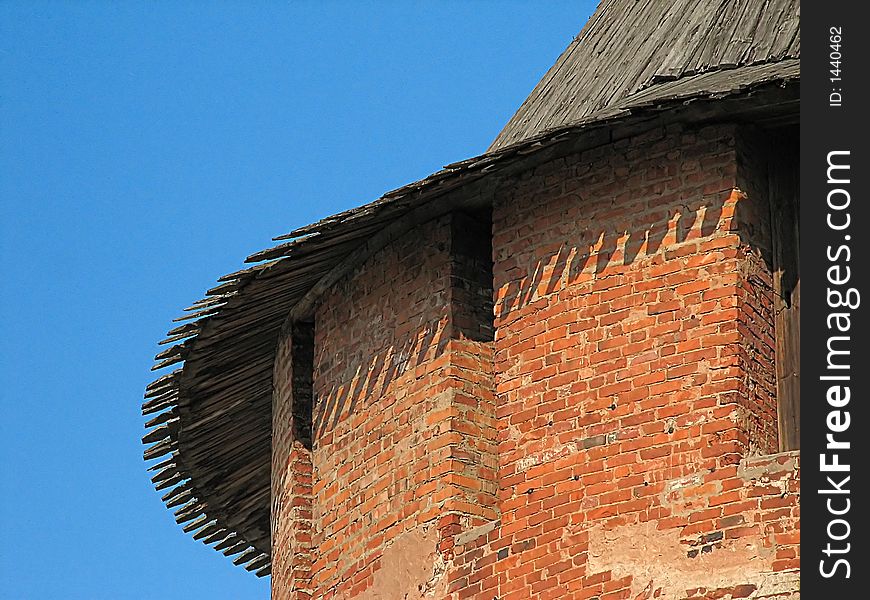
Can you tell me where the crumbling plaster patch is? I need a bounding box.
[340,526,449,600]
[587,521,788,599]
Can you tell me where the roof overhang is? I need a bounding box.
[143,61,799,576]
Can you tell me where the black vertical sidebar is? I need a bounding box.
[801,2,869,597]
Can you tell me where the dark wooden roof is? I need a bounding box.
[142,0,800,577]
[490,0,800,150]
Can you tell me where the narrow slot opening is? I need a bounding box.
[291,321,315,450]
[451,208,495,343]
[768,126,800,451]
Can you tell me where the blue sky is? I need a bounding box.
[0,2,596,598]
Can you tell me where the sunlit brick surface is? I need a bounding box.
[272,124,799,599]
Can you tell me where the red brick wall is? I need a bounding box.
[272,213,498,599]
[272,122,800,600]
[449,123,798,600]
[272,324,315,600]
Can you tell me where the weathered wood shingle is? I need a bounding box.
[489,0,800,151]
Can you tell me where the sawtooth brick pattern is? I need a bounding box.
[280,213,500,599]
[448,123,799,600]
[272,122,800,599]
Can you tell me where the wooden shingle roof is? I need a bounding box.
[490,0,800,150]
[142,0,800,576]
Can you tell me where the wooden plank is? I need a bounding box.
[768,129,800,451]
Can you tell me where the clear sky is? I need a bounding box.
[0,2,596,598]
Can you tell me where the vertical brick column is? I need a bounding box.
[443,213,500,591]
[272,323,315,600]
[732,126,787,456]
[453,123,800,600]
[272,123,798,600]
[305,213,497,599]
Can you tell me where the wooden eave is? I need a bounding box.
[143,60,799,576]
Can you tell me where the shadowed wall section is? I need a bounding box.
[273,213,498,599]
[272,323,315,599]
[273,123,800,600]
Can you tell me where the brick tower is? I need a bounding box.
[144,1,801,598]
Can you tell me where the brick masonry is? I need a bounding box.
[272,323,315,599]
[272,122,800,599]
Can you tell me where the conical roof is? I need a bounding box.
[490,0,800,150]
